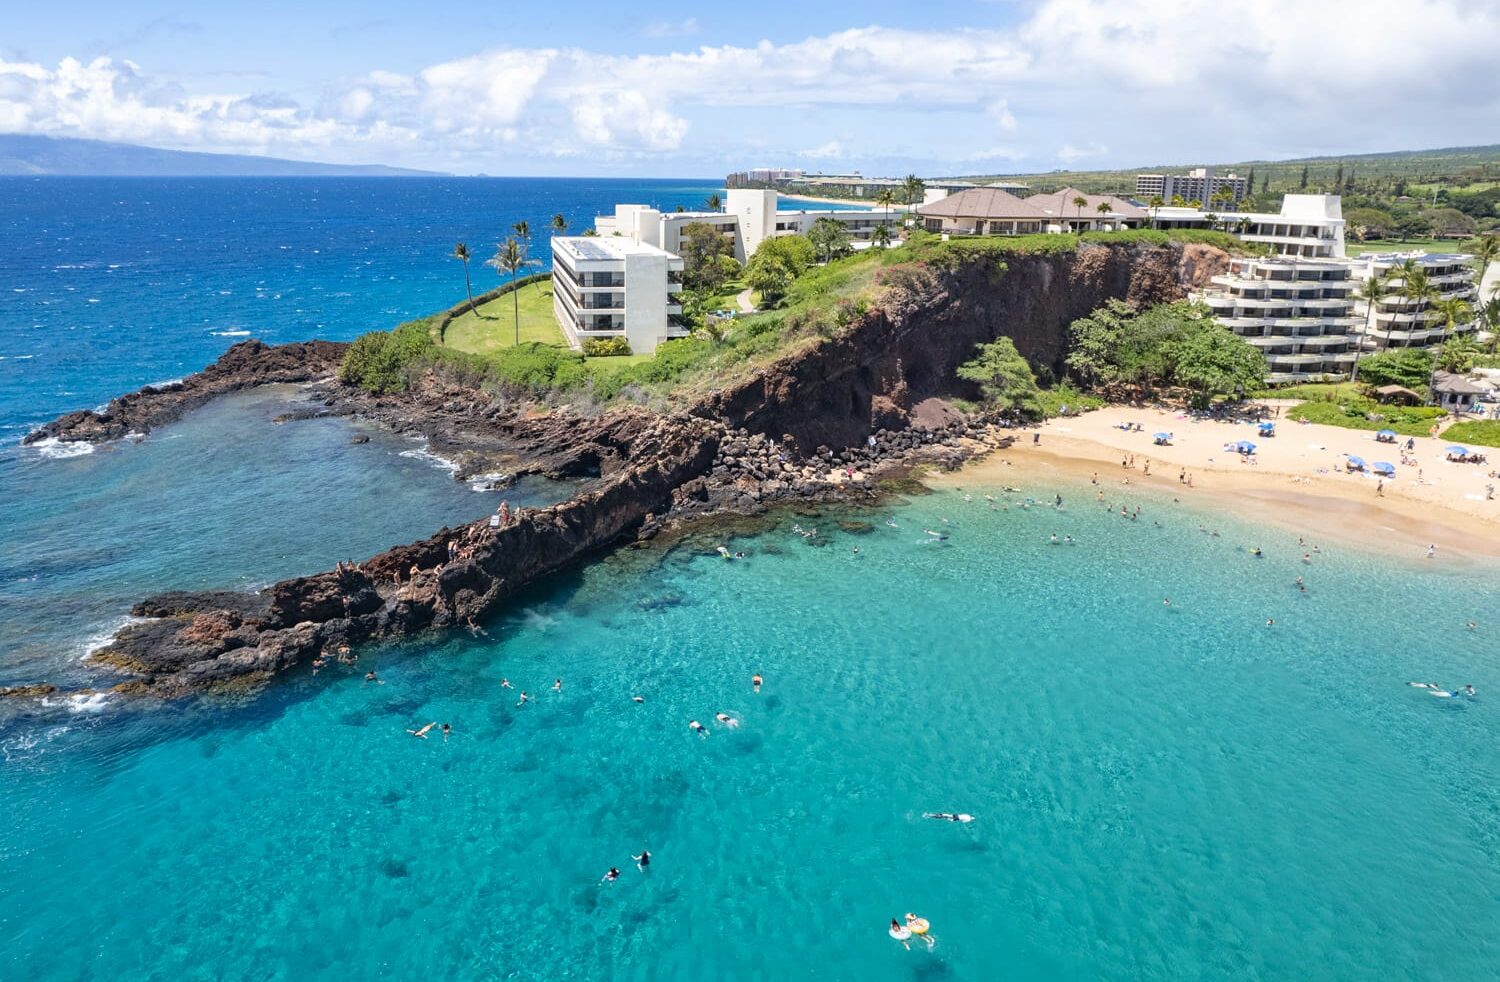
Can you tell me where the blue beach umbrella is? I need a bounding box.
[1446,445,1470,455]
[1235,441,1256,453]
[1376,429,1396,439]
[1371,461,1395,475]
[1346,455,1366,469]
[1154,432,1172,440]
[1258,421,1275,433]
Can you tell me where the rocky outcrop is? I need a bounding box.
[23,339,348,445]
[703,241,1188,452]
[87,411,720,696]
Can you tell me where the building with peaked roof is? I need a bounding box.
[914,187,1050,236]
[1431,370,1487,413]
[1025,188,1149,231]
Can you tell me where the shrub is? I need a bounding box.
[338,318,436,393]
[582,337,632,357]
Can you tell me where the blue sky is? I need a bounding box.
[2,0,1495,177]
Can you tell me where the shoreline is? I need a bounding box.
[775,192,887,210]
[933,406,1500,564]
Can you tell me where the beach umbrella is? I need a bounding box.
[1258,421,1275,432]
[1347,455,1366,469]
[1153,432,1172,440]
[1376,429,1396,438]
[1236,441,1256,453]
[1446,445,1469,455]
[1372,462,1395,475]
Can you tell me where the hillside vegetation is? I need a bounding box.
[340,228,1246,408]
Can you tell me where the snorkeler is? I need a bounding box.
[715,712,740,729]
[406,722,437,739]
[752,673,763,693]
[924,812,975,823]
[689,720,709,737]
[602,867,620,883]
[633,850,651,871]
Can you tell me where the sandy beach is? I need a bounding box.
[936,406,1500,561]
[775,192,892,210]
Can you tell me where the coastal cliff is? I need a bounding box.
[11,239,1219,700]
[704,241,1187,451]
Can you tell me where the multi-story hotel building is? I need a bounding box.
[1153,194,1347,259]
[1353,252,1478,350]
[594,189,887,263]
[1198,257,1361,383]
[1135,167,1248,208]
[549,237,685,354]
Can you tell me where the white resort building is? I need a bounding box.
[549,237,685,354]
[1135,168,1248,208]
[593,189,887,263]
[1198,257,1361,383]
[1353,252,1478,350]
[1153,194,1347,259]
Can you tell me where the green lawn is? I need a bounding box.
[1251,381,1362,401]
[1441,419,1500,449]
[443,281,567,355]
[1285,398,1446,437]
[1343,238,1459,256]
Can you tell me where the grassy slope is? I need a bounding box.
[443,281,565,354]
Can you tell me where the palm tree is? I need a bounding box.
[1071,195,1088,231]
[1148,195,1164,229]
[551,213,569,236]
[452,242,477,317]
[705,193,722,211]
[486,238,541,347]
[875,187,897,230]
[1470,233,1499,289]
[1432,295,1474,340]
[1350,273,1387,379]
[873,223,893,248]
[902,174,925,212]
[1095,200,1112,230]
[511,220,531,258]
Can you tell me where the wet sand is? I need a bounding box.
[934,406,1500,563]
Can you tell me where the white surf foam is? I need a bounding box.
[28,437,94,459]
[467,472,509,492]
[210,329,251,337]
[399,446,460,474]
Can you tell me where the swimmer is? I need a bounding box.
[553,678,563,692]
[1463,685,1476,697]
[1266,618,1275,627]
[406,722,437,739]
[364,670,383,684]
[886,519,899,528]
[1302,553,1311,564]
[517,691,530,706]
[1406,682,1441,690]
[889,918,912,949]
[633,850,651,871]
[1426,544,1436,559]
[1466,621,1477,630]
[1064,535,1074,545]
[632,695,645,703]
[1049,533,1058,545]
[752,673,763,693]
[924,812,975,823]
[602,867,620,883]
[500,678,514,689]
[1250,547,1263,558]
[904,913,935,949]
[689,720,709,737]
[1163,597,1172,607]
[440,723,452,742]
[715,712,740,729]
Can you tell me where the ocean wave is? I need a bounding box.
[468,471,509,492]
[27,437,94,459]
[210,329,251,337]
[143,377,185,389]
[399,446,460,474]
[39,693,111,714]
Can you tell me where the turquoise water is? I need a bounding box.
[4,484,1497,979]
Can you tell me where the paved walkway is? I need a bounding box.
[735,288,756,314]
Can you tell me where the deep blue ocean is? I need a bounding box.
[1,179,1498,980]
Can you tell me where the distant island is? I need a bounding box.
[0,134,445,177]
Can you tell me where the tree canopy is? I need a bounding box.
[1355,347,1433,389]
[956,336,1041,417]
[1065,299,1266,397]
[807,218,853,264]
[744,235,815,306]
[679,222,737,292]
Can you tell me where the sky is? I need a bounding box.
[2,0,1498,178]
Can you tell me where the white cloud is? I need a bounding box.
[641,18,700,38]
[1,1,1497,173]
[801,140,843,159]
